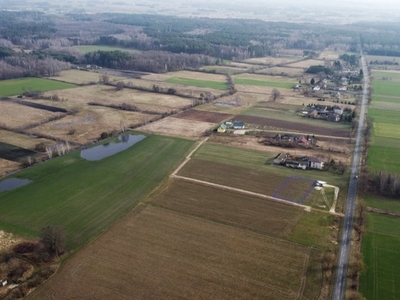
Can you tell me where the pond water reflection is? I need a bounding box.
[0,178,32,192]
[80,134,146,161]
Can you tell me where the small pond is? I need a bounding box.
[81,134,146,161]
[0,178,32,192]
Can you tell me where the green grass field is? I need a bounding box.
[0,134,194,249]
[372,95,400,103]
[373,80,400,97]
[369,108,400,125]
[234,78,295,89]
[367,144,400,173]
[365,194,400,213]
[165,77,229,90]
[372,71,400,80]
[0,78,76,97]
[73,45,140,54]
[360,214,400,300]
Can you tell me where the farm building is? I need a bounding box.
[217,124,227,133]
[232,121,245,129]
[273,153,325,170]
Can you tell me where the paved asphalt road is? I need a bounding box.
[332,53,369,300]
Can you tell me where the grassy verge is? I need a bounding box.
[0,78,76,97]
[0,134,194,249]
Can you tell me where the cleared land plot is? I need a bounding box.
[0,101,61,129]
[287,59,325,69]
[138,117,214,139]
[73,45,140,54]
[256,67,305,77]
[165,77,228,90]
[29,107,158,144]
[174,110,232,123]
[49,69,126,84]
[42,85,192,111]
[360,214,400,300]
[149,179,305,237]
[0,134,194,248]
[0,78,76,97]
[178,158,288,196]
[236,115,350,137]
[31,205,313,300]
[365,194,400,213]
[373,80,400,97]
[273,176,316,204]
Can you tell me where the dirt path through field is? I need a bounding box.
[171,137,209,176]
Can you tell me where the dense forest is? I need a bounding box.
[0,11,400,78]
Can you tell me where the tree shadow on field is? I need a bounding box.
[0,142,37,162]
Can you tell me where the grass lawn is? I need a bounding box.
[0,134,194,249]
[369,108,400,125]
[73,45,140,54]
[234,78,295,89]
[374,123,400,139]
[0,78,76,97]
[360,214,400,300]
[367,144,400,173]
[372,95,400,103]
[365,194,400,213]
[165,77,229,90]
[373,80,400,97]
[372,71,400,80]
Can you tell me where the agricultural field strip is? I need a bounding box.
[110,206,308,289]
[169,138,317,211]
[35,205,313,300]
[172,175,309,210]
[94,232,305,288]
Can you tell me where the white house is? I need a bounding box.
[333,105,344,115]
[308,157,324,170]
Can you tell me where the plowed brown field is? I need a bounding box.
[177,158,287,195]
[150,179,304,237]
[30,205,312,300]
[236,115,350,137]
